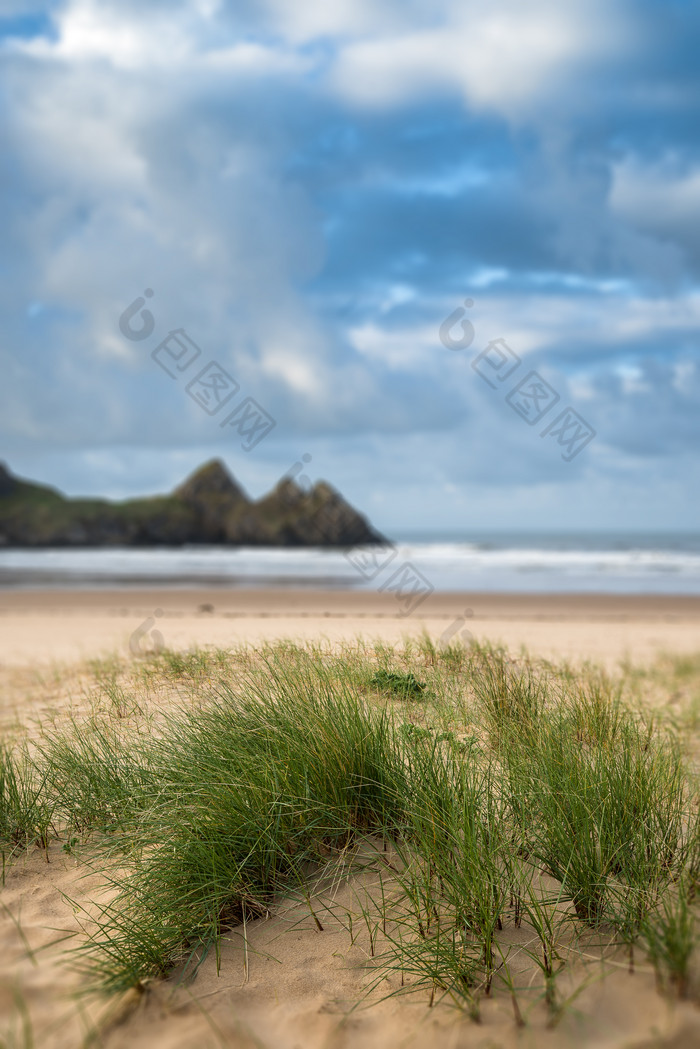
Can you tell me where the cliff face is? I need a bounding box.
[0,460,387,548]
[174,460,250,542]
[249,480,384,546]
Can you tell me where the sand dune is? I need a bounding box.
[1,590,700,1047]
[3,842,700,1049]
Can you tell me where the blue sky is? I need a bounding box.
[1,0,699,534]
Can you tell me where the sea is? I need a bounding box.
[0,532,699,594]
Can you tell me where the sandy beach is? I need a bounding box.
[1,588,700,1049]
[0,587,698,668]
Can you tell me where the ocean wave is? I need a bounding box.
[0,541,699,593]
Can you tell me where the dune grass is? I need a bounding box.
[1,638,700,1021]
[0,742,53,872]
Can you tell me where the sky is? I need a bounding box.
[1,0,699,535]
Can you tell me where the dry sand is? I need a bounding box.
[1,586,700,1048]
[4,843,700,1049]
[1,587,699,669]
[5,841,700,1049]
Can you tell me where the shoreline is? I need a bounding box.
[2,586,700,612]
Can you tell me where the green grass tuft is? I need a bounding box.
[2,639,699,1017]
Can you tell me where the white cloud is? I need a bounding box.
[257,0,428,44]
[10,0,309,76]
[9,0,630,124]
[348,321,438,369]
[17,1,191,68]
[203,42,310,76]
[351,289,700,377]
[330,0,627,119]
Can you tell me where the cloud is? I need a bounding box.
[610,156,700,268]
[330,2,622,118]
[0,0,699,531]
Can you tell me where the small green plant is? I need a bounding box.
[470,645,545,744]
[520,880,569,1022]
[158,647,211,680]
[370,670,426,700]
[642,884,696,998]
[0,743,53,862]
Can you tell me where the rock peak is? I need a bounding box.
[0,462,16,498]
[175,459,249,506]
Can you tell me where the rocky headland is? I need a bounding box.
[0,460,387,547]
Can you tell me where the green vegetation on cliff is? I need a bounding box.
[0,460,387,547]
